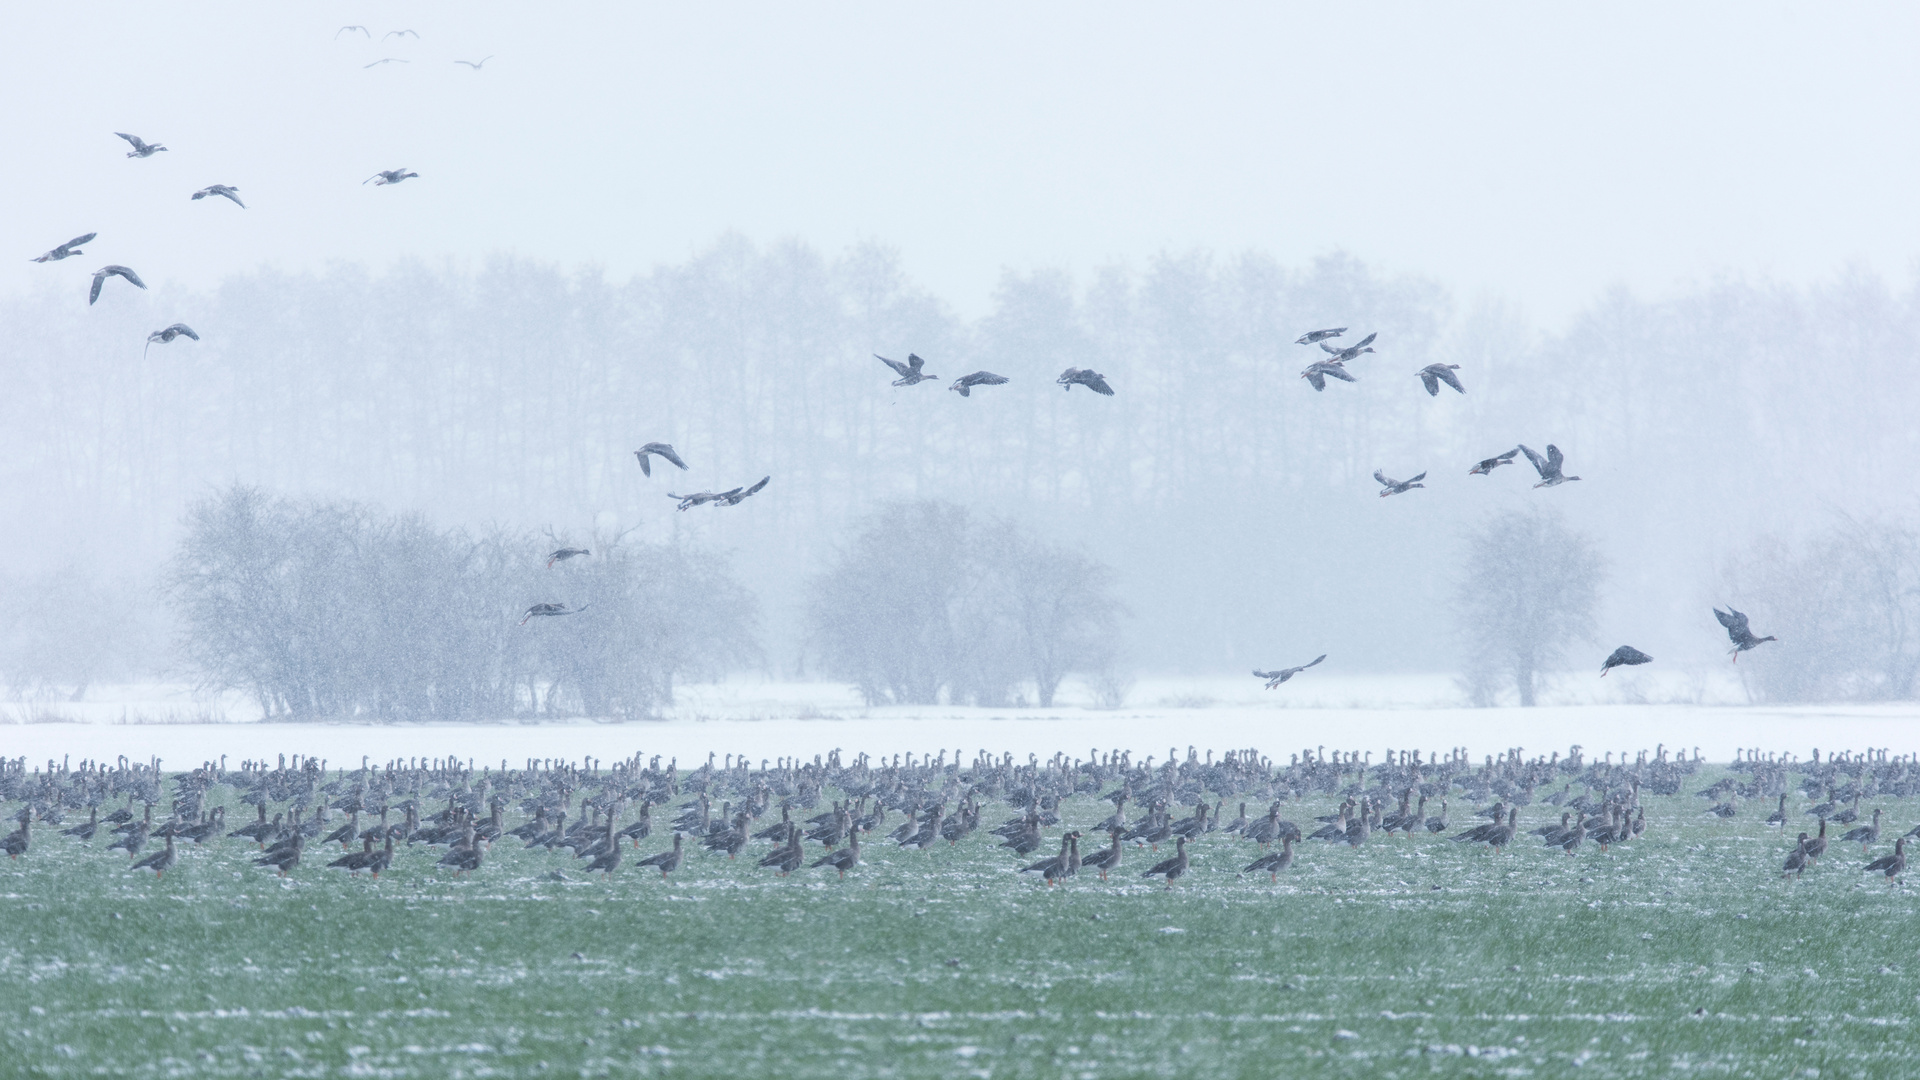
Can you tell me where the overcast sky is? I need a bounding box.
[5,3,1918,322]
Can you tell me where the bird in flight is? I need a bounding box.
[115,133,166,158]
[453,56,494,69]
[1374,470,1426,497]
[336,25,371,38]
[546,548,590,568]
[364,58,409,68]
[1320,332,1378,364]
[89,265,146,305]
[1417,363,1464,396]
[1468,448,1520,476]
[1296,328,1345,345]
[383,29,420,40]
[1253,655,1325,689]
[1300,361,1355,392]
[949,371,1009,397]
[668,491,720,511]
[713,477,770,507]
[364,168,419,186]
[1518,444,1580,488]
[876,353,937,387]
[1714,607,1777,662]
[1057,368,1115,395]
[191,185,245,208]
[1600,645,1653,676]
[520,602,585,625]
[144,324,199,358]
[31,233,96,263]
[633,443,689,476]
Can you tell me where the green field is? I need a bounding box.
[3,772,1916,1079]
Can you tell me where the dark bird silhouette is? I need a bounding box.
[1600,646,1653,676]
[876,353,938,386]
[1518,444,1580,488]
[144,324,198,358]
[32,233,96,263]
[546,548,589,568]
[453,56,495,69]
[89,265,146,305]
[364,169,418,186]
[1296,328,1345,345]
[1782,833,1811,878]
[634,443,689,476]
[1714,607,1777,661]
[364,58,409,67]
[130,835,177,877]
[636,833,685,877]
[810,833,861,879]
[713,477,770,507]
[1057,368,1114,395]
[1140,835,1190,888]
[191,184,245,208]
[1320,331,1378,363]
[384,29,420,40]
[335,25,371,38]
[1374,469,1426,497]
[1469,449,1520,476]
[1253,655,1325,689]
[1417,363,1464,395]
[1301,360,1356,391]
[115,133,166,158]
[520,602,586,625]
[950,371,1009,397]
[1863,837,1906,884]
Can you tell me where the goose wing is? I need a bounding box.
[1373,470,1394,487]
[1419,370,1439,395]
[1435,366,1465,393]
[876,353,912,378]
[1518,444,1549,477]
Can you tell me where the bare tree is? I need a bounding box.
[1454,509,1605,706]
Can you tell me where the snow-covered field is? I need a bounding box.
[2,671,1915,766]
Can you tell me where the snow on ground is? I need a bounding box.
[1,669,1915,766]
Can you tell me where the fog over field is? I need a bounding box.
[4,4,1920,717]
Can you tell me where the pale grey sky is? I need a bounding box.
[5,3,1917,320]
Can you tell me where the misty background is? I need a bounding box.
[3,4,1919,709]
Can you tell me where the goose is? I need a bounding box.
[61,808,99,842]
[1483,807,1518,853]
[1862,837,1906,884]
[1831,795,1863,826]
[583,817,623,878]
[1253,655,1325,689]
[327,837,378,875]
[1300,360,1356,391]
[1080,829,1124,881]
[191,185,246,208]
[1220,803,1250,835]
[144,324,199,358]
[365,835,395,878]
[1344,806,1372,849]
[876,353,938,386]
[1374,470,1426,497]
[1295,327,1345,345]
[1021,832,1075,883]
[1782,834,1811,879]
[106,806,151,856]
[949,371,1008,397]
[1417,364,1464,396]
[758,833,804,876]
[89,265,146,305]
[1601,646,1653,676]
[31,233,95,262]
[1803,819,1828,861]
[546,548,590,568]
[1057,368,1115,395]
[810,833,860,879]
[4,811,30,859]
[254,831,303,875]
[901,805,946,850]
[1714,607,1777,661]
[364,169,418,186]
[115,133,166,158]
[633,442,689,476]
[1320,332,1378,363]
[1242,837,1295,881]
[1469,449,1520,476]
[335,25,370,38]
[130,834,177,877]
[519,602,585,625]
[1840,808,1882,848]
[668,490,719,511]
[383,28,419,40]
[636,833,685,877]
[454,57,495,69]
[712,477,770,507]
[439,823,483,876]
[1140,835,1190,888]
[364,58,409,67]
[1766,795,1788,827]
[1424,800,1449,834]
[1518,444,1580,488]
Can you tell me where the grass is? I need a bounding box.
[3,773,1917,1078]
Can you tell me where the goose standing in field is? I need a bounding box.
[712,476,770,507]
[1140,835,1190,888]
[1804,819,1829,861]
[1296,327,1345,345]
[1253,655,1325,689]
[1600,646,1653,676]
[89,265,146,305]
[949,371,1009,397]
[1320,332,1378,363]
[1374,470,1426,497]
[440,822,483,876]
[1425,800,1450,834]
[1080,829,1124,881]
[810,833,860,879]
[366,835,394,878]
[759,832,804,876]
[254,830,302,875]
[583,816,623,878]
[115,133,166,158]
[1863,837,1906,884]
[1782,833,1811,879]
[1518,444,1580,488]
[144,324,199,358]
[876,353,938,386]
[32,233,96,262]
[1714,607,1777,661]
[633,442,690,476]
[519,602,585,625]
[327,837,377,875]
[1057,368,1115,395]
[1469,449,1521,476]
[636,833,685,877]
[191,185,245,208]
[546,547,589,568]
[1300,360,1356,391]
[365,168,419,186]
[1841,808,1882,848]
[1417,363,1464,395]
[130,834,177,877]
[107,806,151,856]
[62,808,99,842]
[4,811,29,860]
[1021,832,1075,883]
[1243,836,1295,881]
[1766,795,1788,827]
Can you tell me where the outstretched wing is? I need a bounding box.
[1304,369,1326,391]
[634,451,652,476]
[67,233,97,249]
[1353,332,1377,349]
[170,324,199,340]
[89,272,105,305]
[875,353,912,378]
[1497,447,1519,463]
[1320,341,1341,355]
[1545,444,1564,471]
[1518,444,1548,477]
[1406,472,1426,484]
[1301,654,1327,670]
[907,353,925,372]
[114,132,144,150]
[977,372,1009,385]
[1324,364,1355,383]
[1084,373,1114,395]
[1373,470,1393,487]
[1436,366,1465,394]
[1252,670,1279,680]
[655,444,689,470]
[743,476,770,496]
[1420,371,1439,396]
[1714,607,1748,635]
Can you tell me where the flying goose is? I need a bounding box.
[1300,361,1356,391]
[384,28,420,39]
[144,324,199,358]
[1600,646,1653,676]
[1252,655,1325,689]
[364,58,409,67]
[1319,331,1378,363]
[115,133,166,158]
[32,233,96,262]
[364,168,418,186]
[1295,327,1345,345]
[668,490,718,510]
[1714,607,1777,661]
[949,371,1009,397]
[454,57,494,69]
[1518,444,1579,488]
[876,353,938,386]
[1374,470,1426,497]
[519,602,586,625]
[1468,449,1520,476]
[633,442,690,476]
[713,477,770,506]
[1057,368,1114,395]
[1417,363,1464,395]
[89,265,146,305]
[336,25,371,38]
[546,548,589,568]
[191,185,245,208]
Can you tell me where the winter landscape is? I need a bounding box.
[7,4,1920,1078]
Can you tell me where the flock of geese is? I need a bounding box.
[2,742,1907,888]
